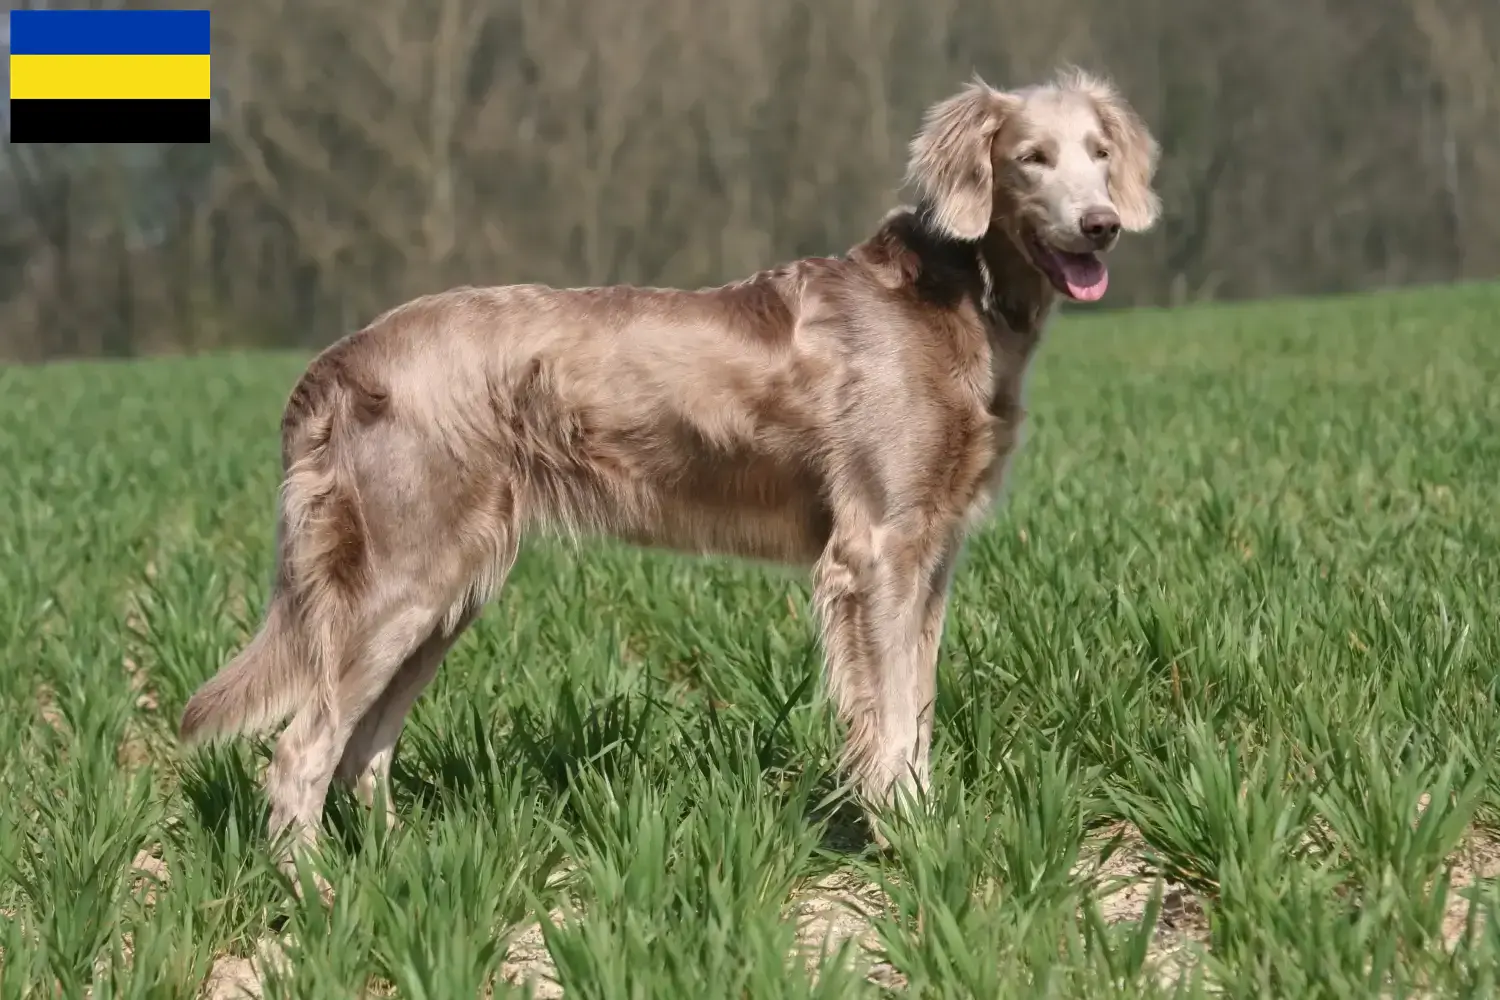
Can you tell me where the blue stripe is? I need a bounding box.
[10,10,210,56]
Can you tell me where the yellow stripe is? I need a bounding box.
[9,54,210,100]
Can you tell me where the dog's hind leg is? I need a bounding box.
[267,534,520,888]
[333,609,478,826]
[265,420,521,870]
[265,600,443,857]
[333,507,522,823]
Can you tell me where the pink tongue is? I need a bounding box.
[1058,252,1108,302]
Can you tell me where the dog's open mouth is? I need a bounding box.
[1028,236,1108,303]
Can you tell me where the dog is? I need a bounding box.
[179,67,1160,856]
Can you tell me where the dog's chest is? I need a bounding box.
[957,325,1035,528]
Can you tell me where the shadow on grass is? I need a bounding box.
[384,668,884,855]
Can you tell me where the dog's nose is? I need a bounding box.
[1080,208,1121,246]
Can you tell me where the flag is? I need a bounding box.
[9,9,210,142]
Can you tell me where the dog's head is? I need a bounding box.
[906,68,1160,302]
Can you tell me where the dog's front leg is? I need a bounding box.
[813,521,953,827]
[903,534,964,793]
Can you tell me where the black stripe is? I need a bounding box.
[8,99,209,142]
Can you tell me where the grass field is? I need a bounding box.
[2,281,1499,998]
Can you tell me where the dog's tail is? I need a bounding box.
[180,360,375,746]
[178,592,305,744]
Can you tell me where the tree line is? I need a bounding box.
[1,0,1496,360]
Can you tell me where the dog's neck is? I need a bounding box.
[975,225,1056,342]
[853,205,1056,346]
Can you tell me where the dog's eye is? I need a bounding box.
[1094,146,1111,161]
[1018,149,1048,167]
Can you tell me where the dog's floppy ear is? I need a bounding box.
[1099,91,1161,232]
[1062,69,1161,232]
[906,80,1015,241]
